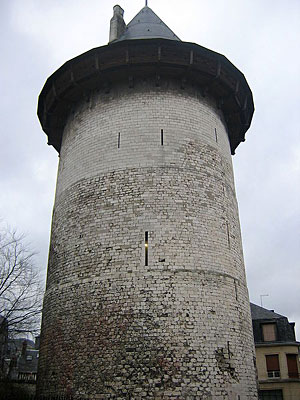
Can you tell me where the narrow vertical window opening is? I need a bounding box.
[226,222,231,249]
[145,231,148,266]
[215,128,218,143]
[227,341,231,359]
[118,132,121,148]
[161,129,164,146]
[234,279,238,300]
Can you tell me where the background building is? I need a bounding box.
[4,338,39,382]
[251,303,300,400]
[0,337,39,399]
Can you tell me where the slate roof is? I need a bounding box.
[250,303,298,343]
[117,6,180,42]
[250,303,284,320]
[8,338,35,351]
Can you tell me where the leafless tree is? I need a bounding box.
[0,226,42,339]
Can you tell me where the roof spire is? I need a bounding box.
[145,0,148,6]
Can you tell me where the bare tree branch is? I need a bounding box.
[0,225,43,342]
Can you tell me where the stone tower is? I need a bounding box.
[37,5,257,399]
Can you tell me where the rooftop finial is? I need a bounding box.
[145,0,148,6]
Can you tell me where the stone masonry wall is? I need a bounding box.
[37,78,258,399]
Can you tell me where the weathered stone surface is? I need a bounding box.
[37,78,257,399]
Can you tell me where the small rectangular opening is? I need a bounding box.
[161,129,164,146]
[145,231,148,266]
[118,132,120,148]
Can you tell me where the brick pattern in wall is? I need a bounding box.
[37,78,257,400]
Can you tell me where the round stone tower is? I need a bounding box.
[37,5,257,400]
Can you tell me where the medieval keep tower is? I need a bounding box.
[37,5,257,399]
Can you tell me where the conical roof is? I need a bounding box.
[117,6,180,41]
[38,5,254,154]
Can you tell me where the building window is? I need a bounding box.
[287,354,299,378]
[262,323,277,341]
[258,390,283,400]
[265,354,280,378]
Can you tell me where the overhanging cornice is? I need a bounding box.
[38,38,254,154]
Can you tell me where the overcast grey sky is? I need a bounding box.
[1,0,299,338]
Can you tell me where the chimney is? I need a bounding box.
[21,340,27,357]
[109,5,125,43]
[35,335,40,350]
